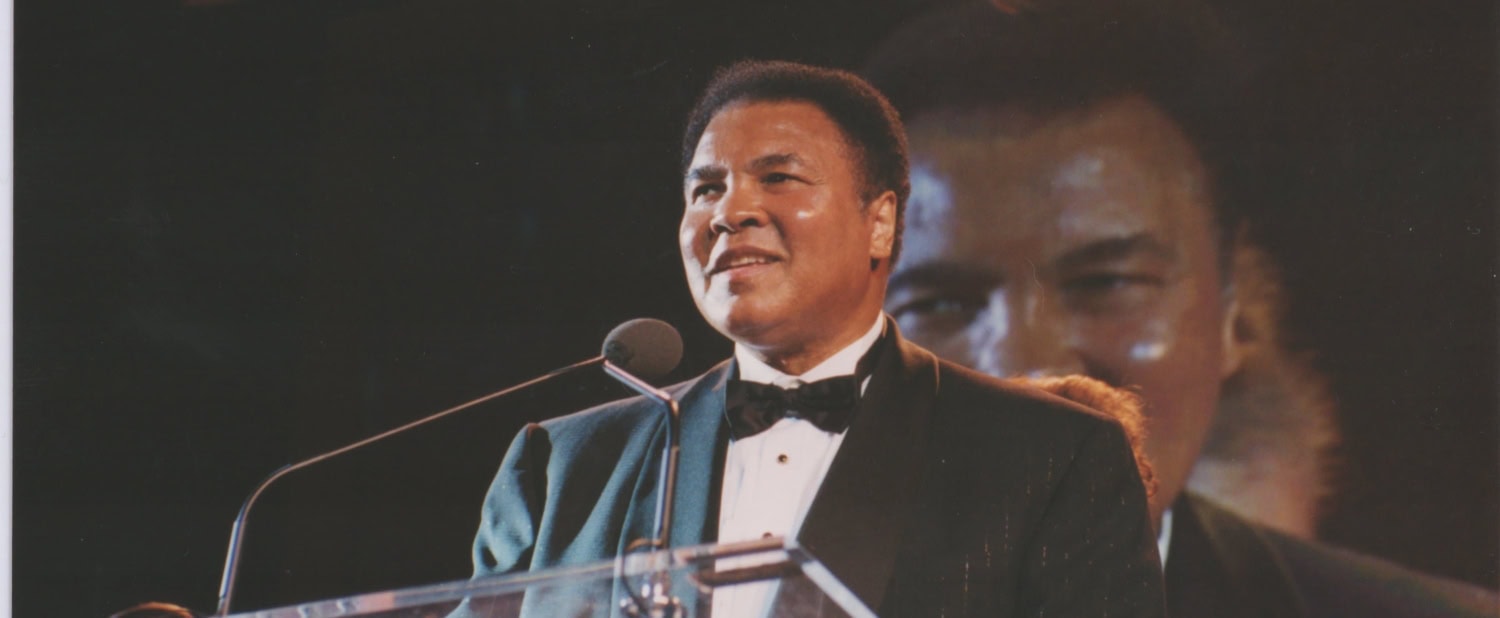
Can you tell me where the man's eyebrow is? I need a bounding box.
[686,153,809,185]
[747,152,806,171]
[685,164,727,185]
[1054,233,1178,271]
[889,262,1001,292]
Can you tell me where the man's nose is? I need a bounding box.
[709,185,769,237]
[970,294,1086,379]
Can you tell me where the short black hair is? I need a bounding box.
[863,0,1253,269]
[681,60,912,263]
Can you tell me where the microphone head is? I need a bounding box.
[602,318,683,381]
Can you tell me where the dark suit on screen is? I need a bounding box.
[469,324,1165,617]
[1166,492,1499,618]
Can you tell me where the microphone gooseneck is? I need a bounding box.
[214,318,681,616]
[598,317,684,549]
[597,320,687,618]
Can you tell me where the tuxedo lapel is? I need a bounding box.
[670,360,733,547]
[619,360,733,555]
[795,324,940,611]
[1166,493,1307,618]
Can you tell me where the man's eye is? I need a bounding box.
[891,296,984,320]
[691,183,724,199]
[1067,274,1138,291]
[763,172,795,184]
[1065,273,1164,291]
[891,294,985,335]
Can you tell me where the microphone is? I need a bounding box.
[597,320,688,617]
[213,319,683,616]
[603,318,684,381]
[599,319,684,551]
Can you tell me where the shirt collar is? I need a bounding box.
[1157,507,1174,570]
[735,315,886,385]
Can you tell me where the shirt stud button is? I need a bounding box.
[777,454,789,464]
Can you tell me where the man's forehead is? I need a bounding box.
[906,157,1176,237]
[907,95,1203,178]
[689,100,855,166]
[906,97,1210,233]
[901,151,1210,273]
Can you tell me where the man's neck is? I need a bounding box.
[737,313,885,378]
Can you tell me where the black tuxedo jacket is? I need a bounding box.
[1166,492,1498,617]
[470,327,1165,616]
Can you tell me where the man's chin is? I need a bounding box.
[705,305,786,347]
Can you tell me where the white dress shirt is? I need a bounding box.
[713,316,884,616]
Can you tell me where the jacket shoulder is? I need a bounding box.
[537,392,660,439]
[1265,524,1499,616]
[933,358,1131,435]
[1182,494,1498,618]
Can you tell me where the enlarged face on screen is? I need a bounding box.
[887,95,1242,514]
[681,100,894,363]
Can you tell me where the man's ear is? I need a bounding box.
[1221,293,1247,379]
[1220,236,1279,379]
[867,190,898,262]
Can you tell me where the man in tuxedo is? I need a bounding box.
[467,60,1166,616]
[862,2,1498,616]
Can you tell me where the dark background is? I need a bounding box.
[15,0,1498,616]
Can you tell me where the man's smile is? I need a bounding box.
[707,246,784,278]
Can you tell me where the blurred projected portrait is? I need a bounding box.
[866,0,1334,538]
[865,4,1498,616]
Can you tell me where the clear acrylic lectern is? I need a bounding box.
[224,537,876,618]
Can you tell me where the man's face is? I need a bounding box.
[681,100,894,365]
[888,95,1240,515]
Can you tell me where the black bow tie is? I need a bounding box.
[725,376,862,438]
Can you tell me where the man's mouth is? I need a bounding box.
[708,249,782,277]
